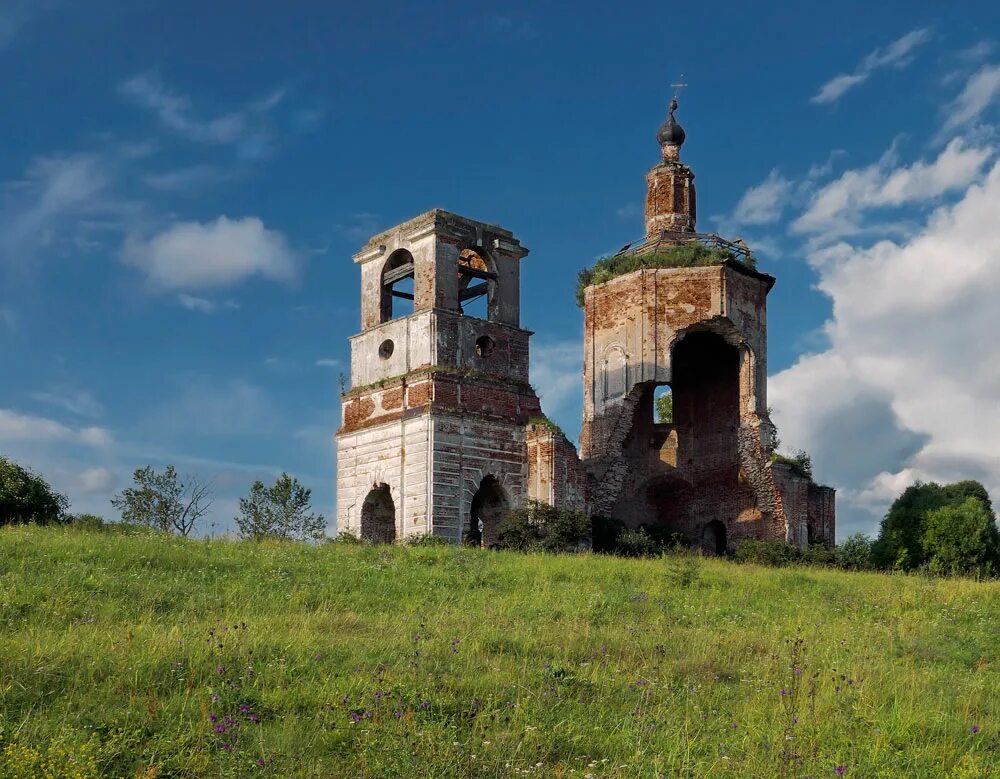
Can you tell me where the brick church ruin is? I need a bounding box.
[336,97,835,552]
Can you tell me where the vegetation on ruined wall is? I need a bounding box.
[769,449,814,480]
[2,525,999,778]
[575,243,753,307]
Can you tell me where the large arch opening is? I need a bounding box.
[466,475,508,548]
[457,248,497,321]
[380,249,415,322]
[360,483,396,543]
[671,330,741,485]
[702,519,727,556]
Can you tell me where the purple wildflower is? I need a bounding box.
[221,742,232,751]
[971,724,981,734]
[350,712,363,723]
[794,666,802,676]
[239,704,251,714]
[214,724,226,734]
[394,710,404,719]
[209,713,218,723]
[211,693,220,703]
[419,700,431,710]
[256,758,266,767]
[216,665,225,675]
[248,713,261,724]
[834,766,847,776]
[374,690,384,700]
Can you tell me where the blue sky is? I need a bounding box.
[2,0,1000,537]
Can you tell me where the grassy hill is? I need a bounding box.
[0,527,998,778]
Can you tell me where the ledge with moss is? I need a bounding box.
[576,242,759,308]
[525,415,567,438]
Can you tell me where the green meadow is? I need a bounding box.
[0,526,997,778]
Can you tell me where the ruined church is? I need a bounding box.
[335,98,835,552]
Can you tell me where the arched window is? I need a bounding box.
[380,250,415,322]
[456,248,497,320]
[360,483,396,543]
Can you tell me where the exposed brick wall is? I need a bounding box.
[579,264,834,551]
[525,423,588,513]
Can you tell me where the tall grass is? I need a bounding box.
[1,526,998,777]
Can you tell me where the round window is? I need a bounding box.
[475,335,495,357]
[378,339,394,360]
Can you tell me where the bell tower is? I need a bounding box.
[336,209,544,544]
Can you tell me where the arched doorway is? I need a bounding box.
[702,520,727,556]
[467,475,508,548]
[360,483,396,543]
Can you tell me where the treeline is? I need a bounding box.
[0,456,325,542]
[3,454,999,578]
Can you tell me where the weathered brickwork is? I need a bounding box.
[336,209,578,544]
[334,100,835,549]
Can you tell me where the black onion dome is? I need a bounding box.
[656,98,686,147]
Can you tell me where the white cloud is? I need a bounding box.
[793,138,993,239]
[77,466,113,493]
[122,216,298,291]
[530,341,582,439]
[0,408,111,446]
[0,152,115,263]
[731,169,794,226]
[315,358,341,368]
[176,294,240,313]
[941,64,1000,135]
[143,165,232,192]
[30,386,104,418]
[811,28,932,105]
[771,159,1000,535]
[119,73,284,157]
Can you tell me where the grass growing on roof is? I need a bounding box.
[576,243,754,307]
[0,525,998,777]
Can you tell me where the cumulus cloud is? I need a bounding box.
[77,466,113,493]
[771,159,1000,534]
[730,169,794,226]
[122,216,298,291]
[0,408,111,446]
[811,28,932,105]
[793,138,993,240]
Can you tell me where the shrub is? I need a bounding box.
[835,533,873,571]
[498,501,590,553]
[663,549,702,588]
[614,528,659,558]
[328,530,362,545]
[69,513,109,532]
[403,533,451,547]
[734,539,800,567]
[769,450,813,480]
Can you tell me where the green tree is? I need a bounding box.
[835,533,873,570]
[235,473,326,542]
[0,456,68,526]
[872,480,996,571]
[923,497,1000,576]
[110,465,212,536]
[654,390,673,423]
